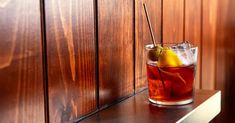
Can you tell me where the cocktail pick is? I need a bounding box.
[143,3,165,90]
[143,3,157,46]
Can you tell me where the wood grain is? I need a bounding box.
[45,0,97,122]
[0,0,45,123]
[135,0,162,92]
[213,0,235,122]
[81,90,220,123]
[163,0,184,43]
[184,0,202,89]
[212,1,229,122]
[201,0,217,90]
[200,0,235,122]
[98,0,134,107]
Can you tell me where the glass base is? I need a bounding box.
[149,98,193,105]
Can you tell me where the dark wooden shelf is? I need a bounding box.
[81,90,221,123]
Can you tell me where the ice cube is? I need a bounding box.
[176,41,192,49]
[169,41,196,66]
[191,47,198,63]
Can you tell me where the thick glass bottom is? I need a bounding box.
[149,98,193,105]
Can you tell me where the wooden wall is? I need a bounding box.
[202,0,235,122]
[135,0,161,92]
[98,0,134,107]
[0,0,45,123]
[45,0,97,122]
[0,0,234,122]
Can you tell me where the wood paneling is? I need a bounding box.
[45,0,96,122]
[213,1,229,122]
[201,0,217,90]
[163,0,184,43]
[184,0,202,89]
[0,0,44,123]
[135,0,162,92]
[200,0,235,122]
[214,0,235,122]
[98,0,134,107]
[1,0,234,122]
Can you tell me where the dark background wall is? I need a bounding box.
[0,0,234,122]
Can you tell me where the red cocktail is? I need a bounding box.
[146,43,197,105]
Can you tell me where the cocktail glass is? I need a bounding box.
[146,42,198,105]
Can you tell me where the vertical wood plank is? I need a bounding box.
[184,0,202,89]
[135,0,162,92]
[98,0,134,107]
[201,0,217,90]
[213,0,235,122]
[0,0,45,123]
[201,0,235,122]
[45,0,97,122]
[213,1,228,122]
[163,0,184,43]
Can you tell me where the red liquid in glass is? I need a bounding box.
[147,63,195,103]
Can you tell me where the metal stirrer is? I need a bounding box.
[143,3,157,46]
[143,3,166,90]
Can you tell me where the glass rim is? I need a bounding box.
[145,43,198,51]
